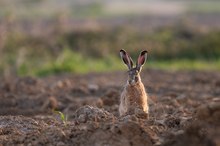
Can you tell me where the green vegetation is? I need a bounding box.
[19,56,220,76]
[54,110,68,127]
[148,59,220,71]
[0,24,220,76]
[18,49,123,76]
[0,0,220,76]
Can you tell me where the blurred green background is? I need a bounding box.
[0,0,220,76]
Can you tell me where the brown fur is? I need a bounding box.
[119,75,149,116]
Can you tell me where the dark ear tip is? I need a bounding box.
[141,50,148,55]
[120,49,125,53]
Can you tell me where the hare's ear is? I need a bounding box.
[120,49,134,69]
[137,50,148,68]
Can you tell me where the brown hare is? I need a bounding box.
[119,49,149,116]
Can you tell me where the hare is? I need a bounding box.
[119,49,149,116]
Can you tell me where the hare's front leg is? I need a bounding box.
[119,95,127,116]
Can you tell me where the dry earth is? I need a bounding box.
[0,69,219,146]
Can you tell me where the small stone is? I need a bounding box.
[88,84,99,92]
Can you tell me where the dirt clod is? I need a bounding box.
[73,105,116,123]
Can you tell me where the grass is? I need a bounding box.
[148,59,220,71]
[1,48,220,77]
[17,49,124,76]
[14,49,220,76]
[31,59,220,76]
[53,110,68,127]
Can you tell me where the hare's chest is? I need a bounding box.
[126,86,146,105]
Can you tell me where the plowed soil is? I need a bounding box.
[0,69,219,146]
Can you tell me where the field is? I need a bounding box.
[0,0,220,145]
[0,69,219,145]
[1,1,220,76]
